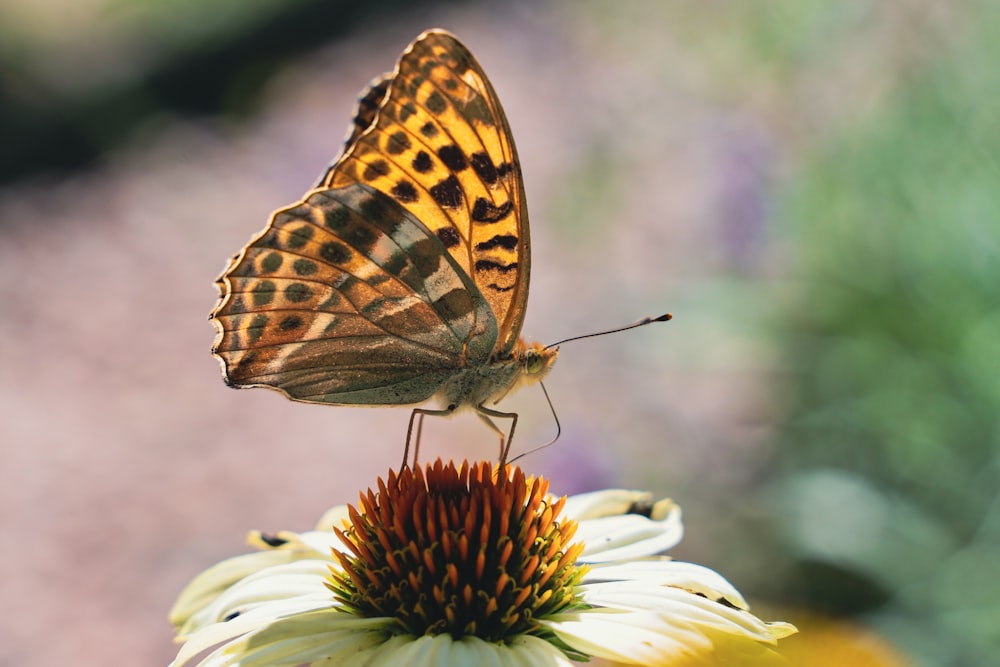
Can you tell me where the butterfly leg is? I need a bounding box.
[476,405,518,469]
[404,406,456,469]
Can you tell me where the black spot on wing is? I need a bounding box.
[246,316,267,344]
[412,151,433,173]
[323,205,350,230]
[429,175,464,209]
[251,281,276,306]
[279,315,304,331]
[345,77,389,150]
[362,160,390,182]
[285,283,312,303]
[470,152,498,186]
[425,91,447,115]
[475,234,518,251]
[399,102,417,123]
[358,193,394,223]
[320,242,351,264]
[260,252,282,273]
[437,145,468,172]
[259,230,280,249]
[420,122,439,139]
[471,198,513,223]
[346,222,377,247]
[293,259,317,276]
[437,227,461,248]
[230,261,255,278]
[408,237,447,280]
[381,248,409,278]
[386,131,411,155]
[474,259,518,273]
[286,225,315,250]
[391,181,419,203]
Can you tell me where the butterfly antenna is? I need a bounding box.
[508,381,561,465]
[544,312,672,350]
[510,313,670,463]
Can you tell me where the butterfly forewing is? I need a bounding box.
[335,74,391,165]
[319,30,529,356]
[213,184,497,404]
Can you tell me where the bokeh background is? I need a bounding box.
[2,1,997,665]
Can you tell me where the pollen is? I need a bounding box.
[327,460,587,642]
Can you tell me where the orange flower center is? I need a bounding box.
[328,460,587,642]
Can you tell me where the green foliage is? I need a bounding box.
[770,6,1000,665]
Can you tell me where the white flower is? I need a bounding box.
[169,461,795,666]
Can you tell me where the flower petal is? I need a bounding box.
[176,559,335,636]
[544,608,790,667]
[363,633,575,667]
[562,490,651,519]
[581,582,786,643]
[176,610,394,667]
[170,550,306,630]
[543,609,710,664]
[563,490,673,521]
[576,504,683,562]
[171,526,349,631]
[582,559,750,609]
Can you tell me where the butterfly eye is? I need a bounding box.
[525,349,545,374]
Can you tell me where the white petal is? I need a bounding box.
[296,528,349,556]
[576,504,683,562]
[365,634,574,667]
[193,611,394,667]
[503,635,579,667]
[173,600,352,666]
[544,606,790,666]
[580,583,777,642]
[582,559,749,609]
[562,490,657,520]
[216,558,331,600]
[170,550,307,629]
[180,559,334,634]
[542,610,710,664]
[341,634,416,667]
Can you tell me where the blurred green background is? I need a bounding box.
[2,1,996,665]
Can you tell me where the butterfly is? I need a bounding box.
[210,29,558,465]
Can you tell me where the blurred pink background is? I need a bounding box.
[2,2,984,665]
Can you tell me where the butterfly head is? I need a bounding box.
[521,341,558,380]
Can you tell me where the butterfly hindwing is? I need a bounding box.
[213,184,497,405]
[335,74,391,170]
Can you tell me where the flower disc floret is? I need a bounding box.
[327,460,587,642]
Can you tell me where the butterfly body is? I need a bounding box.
[211,30,554,458]
[434,339,556,413]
